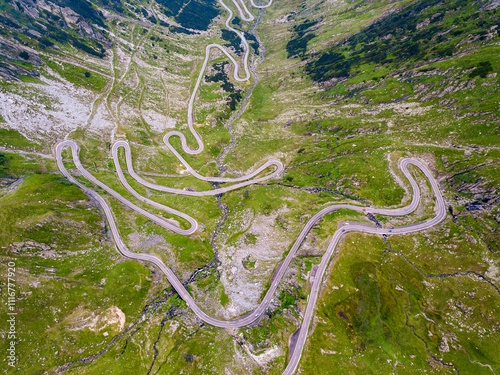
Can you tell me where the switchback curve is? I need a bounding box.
[54,0,447,373]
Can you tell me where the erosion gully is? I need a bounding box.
[212,7,266,265]
[381,237,499,374]
[52,10,268,374]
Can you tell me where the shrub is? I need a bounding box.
[221,29,243,54]
[39,37,54,47]
[286,20,318,58]
[0,152,9,177]
[71,39,104,58]
[469,61,493,78]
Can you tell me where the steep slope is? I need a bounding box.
[0,0,498,374]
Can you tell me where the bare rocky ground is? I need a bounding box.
[219,207,293,317]
[0,0,499,374]
[0,71,94,140]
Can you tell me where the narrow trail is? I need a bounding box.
[108,22,157,142]
[56,139,447,371]
[116,65,141,126]
[162,0,275,156]
[160,72,171,129]
[53,1,454,374]
[63,49,116,140]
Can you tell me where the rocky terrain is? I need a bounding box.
[0,0,498,374]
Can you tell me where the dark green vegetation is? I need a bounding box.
[0,153,223,374]
[205,62,244,111]
[221,29,259,57]
[99,0,126,14]
[0,0,107,75]
[156,0,220,31]
[0,0,221,82]
[469,61,494,79]
[0,155,125,373]
[280,133,406,206]
[222,29,244,54]
[245,31,260,54]
[0,152,8,176]
[0,128,39,150]
[286,20,318,58]
[230,0,499,371]
[0,0,498,373]
[165,23,198,35]
[46,60,108,91]
[302,227,500,374]
[303,0,500,82]
[54,0,105,27]
[0,173,99,251]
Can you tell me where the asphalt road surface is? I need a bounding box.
[56,141,445,371]
[112,140,284,194]
[54,0,447,373]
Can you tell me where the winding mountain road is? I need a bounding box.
[56,140,446,371]
[55,0,447,373]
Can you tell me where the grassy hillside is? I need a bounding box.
[0,0,498,374]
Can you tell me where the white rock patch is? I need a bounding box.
[0,74,94,139]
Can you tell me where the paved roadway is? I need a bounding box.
[229,0,274,22]
[55,141,198,235]
[282,158,446,375]
[54,0,447,373]
[161,0,273,158]
[112,140,283,194]
[56,142,445,349]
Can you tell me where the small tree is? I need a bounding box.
[19,51,29,60]
[84,71,91,78]
[469,61,493,79]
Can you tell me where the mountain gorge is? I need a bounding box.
[0,0,498,374]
